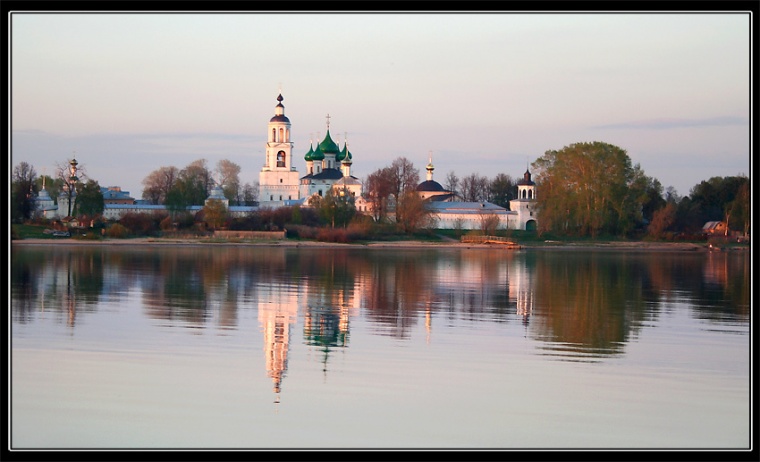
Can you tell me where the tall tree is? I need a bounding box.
[444,171,460,198]
[241,182,258,206]
[167,159,213,207]
[215,159,241,204]
[532,141,644,237]
[55,158,87,217]
[74,179,105,218]
[365,167,396,222]
[460,173,490,202]
[11,162,37,222]
[141,166,179,205]
[395,191,433,234]
[489,173,515,208]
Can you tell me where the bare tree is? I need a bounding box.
[141,166,179,204]
[11,162,37,221]
[215,159,241,204]
[444,171,460,197]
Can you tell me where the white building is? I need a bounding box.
[258,94,301,206]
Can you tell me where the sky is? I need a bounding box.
[9,10,752,200]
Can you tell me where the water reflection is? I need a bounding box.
[11,245,749,391]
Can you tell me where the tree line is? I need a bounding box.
[11,140,750,241]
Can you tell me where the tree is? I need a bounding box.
[74,179,105,218]
[479,212,501,235]
[241,182,258,206]
[444,171,460,198]
[141,166,179,205]
[725,177,749,236]
[215,159,241,204]
[647,202,677,239]
[676,175,748,234]
[389,157,420,198]
[365,167,396,222]
[55,157,86,217]
[532,141,644,237]
[395,191,433,234]
[489,173,515,208]
[11,162,37,222]
[314,188,356,228]
[203,199,228,230]
[460,173,489,202]
[166,159,213,208]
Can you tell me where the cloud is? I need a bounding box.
[592,116,748,130]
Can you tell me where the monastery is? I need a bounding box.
[36,93,537,231]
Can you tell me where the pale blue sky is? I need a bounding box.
[10,11,751,199]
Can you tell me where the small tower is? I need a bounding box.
[517,168,536,200]
[510,167,538,231]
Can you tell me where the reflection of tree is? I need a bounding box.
[10,247,102,326]
[531,252,649,358]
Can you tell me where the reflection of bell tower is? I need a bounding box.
[258,287,299,401]
[510,258,535,330]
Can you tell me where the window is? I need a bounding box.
[276,151,286,168]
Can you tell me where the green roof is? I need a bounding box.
[304,144,314,161]
[311,143,325,161]
[318,130,340,155]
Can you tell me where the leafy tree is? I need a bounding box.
[396,191,433,234]
[74,179,104,218]
[312,188,356,228]
[11,162,37,222]
[203,199,228,230]
[365,167,396,222]
[141,166,179,204]
[215,159,241,204]
[532,141,645,237]
[241,182,258,206]
[725,177,749,236]
[676,175,748,234]
[647,202,677,239]
[489,173,515,208]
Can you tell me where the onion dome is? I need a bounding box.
[318,130,340,156]
[517,169,535,186]
[416,180,445,192]
[304,143,314,162]
[311,143,325,161]
[269,93,290,123]
[338,143,353,163]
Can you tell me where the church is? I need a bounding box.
[258,94,361,207]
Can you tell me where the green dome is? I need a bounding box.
[304,144,314,162]
[318,130,340,155]
[339,144,352,163]
[311,143,325,161]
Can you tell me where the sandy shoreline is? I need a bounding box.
[10,237,729,252]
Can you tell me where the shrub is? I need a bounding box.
[106,223,130,238]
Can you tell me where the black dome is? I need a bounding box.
[416,180,445,192]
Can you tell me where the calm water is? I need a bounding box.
[9,244,751,450]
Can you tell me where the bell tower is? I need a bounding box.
[259,93,301,204]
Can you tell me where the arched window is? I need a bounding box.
[279,128,284,141]
[272,128,276,142]
[277,151,286,168]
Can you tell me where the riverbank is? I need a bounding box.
[11,236,742,252]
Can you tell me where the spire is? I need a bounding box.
[426,151,434,181]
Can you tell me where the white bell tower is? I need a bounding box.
[259,93,301,204]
